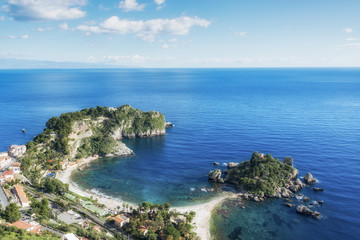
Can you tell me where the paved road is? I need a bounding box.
[0,185,9,209]
[22,185,127,238]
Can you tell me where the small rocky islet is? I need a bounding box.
[208,152,324,219]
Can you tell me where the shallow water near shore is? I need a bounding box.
[0,68,360,239]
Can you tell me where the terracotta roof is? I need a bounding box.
[2,169,13,176]
[12,162,21,167]
[47,160,54,163]
[10,221,32,230]
[113,215,128,224]
[14,185,29,204]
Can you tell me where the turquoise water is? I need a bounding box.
[0,68,359,239]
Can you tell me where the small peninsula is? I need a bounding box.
[20,105,167,184]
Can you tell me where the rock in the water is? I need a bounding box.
[285,203,295,208]
[304,173,316,184]
[312,211,322,219]
[295,178,305,187]
[303,197,310,202]
[213,162,219,166]
[165,122,174,128]
[208,169,223,183]
[318,200,324,204]
[227,162,237,168]
[313,187,324,192]
[283,156,293,166]
[290,185,300,193]
[296,205,313,215]
[253,196,260,202]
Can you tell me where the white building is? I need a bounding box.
[62,233,80,240]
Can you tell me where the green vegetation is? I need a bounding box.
[2,203,21,223]
[29,198,53,220]
[122,202,199,240]
[20,105,166,183]
[0,225,60,240]
[225,152,296,196]
[43,178,69,195]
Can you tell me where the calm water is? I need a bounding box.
[0,68,359,239]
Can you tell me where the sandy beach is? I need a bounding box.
[56,156,133,210]
[56,156,236,240]
[175,192,237,240]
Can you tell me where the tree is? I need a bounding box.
[3,203,21,223]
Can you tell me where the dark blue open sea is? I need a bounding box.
[0,68,359,239]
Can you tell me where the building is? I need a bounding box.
[113,215,129,229]
[10,162,21,173]
[0,154,11,169]
[0,152,8,158]
[0,169,14,184]
[10,220,42,234]
[14,185,30,207]
[62,233,80,240]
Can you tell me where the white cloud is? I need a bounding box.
[119,0,145,12]
[59,22,69,30]
[0,16,5,21]
[169,38,177,42]
[154,0,165,4]
[37,27,52,32]
[154,0,165,10]
[235,31,246,37]
[84,54,175,65]
[76,16,210,41]
[342,43,360,48]
[346,38,357,41]
[5,34,29,39]
[343,28,353,33]
[2,0,87,21]
[161,44,169,48]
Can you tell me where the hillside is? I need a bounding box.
[224,152,298,197]
[20,105,166,183]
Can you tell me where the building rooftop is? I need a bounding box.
[14,185,30,204]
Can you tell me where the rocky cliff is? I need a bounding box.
[20,105,167,182]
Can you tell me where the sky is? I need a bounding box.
[0,0,360,68]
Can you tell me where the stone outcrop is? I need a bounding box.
[296,205,322,219]
[208,169,223,183]
[8,145,26,159]
[227,162,237,169]
[296,205,313,215]
[313,187,324,192]
[283,156,293,166]
[165,122,174,128]
[304,173,316,184]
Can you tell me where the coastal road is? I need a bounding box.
[22,185,126,238]
[0,185,9,209]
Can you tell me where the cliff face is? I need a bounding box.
[20,105,167,182]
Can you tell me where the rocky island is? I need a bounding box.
[20,105,168,183]
[209,152,324,220]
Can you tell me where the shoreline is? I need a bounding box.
[56,156,237,240]
[56,156,134,210]
[175,192,237,240]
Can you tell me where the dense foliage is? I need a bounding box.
[226,152,296,195]
[43,178,69,195]
[20,105,166,183]
[122,202,198,240]
[2,203,21,223]
[0,225,60,240]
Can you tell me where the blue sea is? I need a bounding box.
[0,68,359,239]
